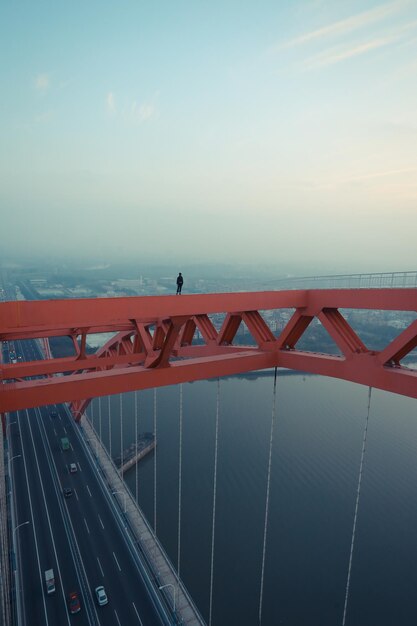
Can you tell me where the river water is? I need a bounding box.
[90,372,417,626]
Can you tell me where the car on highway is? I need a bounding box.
[95,585,108,606]
[63,487,73,498]
[68,591,81,614]
[69,463,77,473]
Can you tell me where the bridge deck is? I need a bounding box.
[80,413,205,625]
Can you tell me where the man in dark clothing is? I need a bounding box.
[176,272,183,294]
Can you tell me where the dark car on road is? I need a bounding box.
[68,591,81,614]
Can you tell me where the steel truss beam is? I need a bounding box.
[0,289,416,418]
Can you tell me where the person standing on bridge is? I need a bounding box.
[176,272,184,295]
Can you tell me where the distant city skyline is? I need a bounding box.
[1,1,416,272]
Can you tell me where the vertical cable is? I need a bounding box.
[108,396,112,459]
[135,390,139,504]
[153,388,157,534]
[177,384,183,589]
[120,394,123,477]
[91,400,97,456]
[208,379,220,626]
[258,367,278,625]
[342,386,372,626]
[98,396,102,445]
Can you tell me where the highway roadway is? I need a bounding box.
[7,338,172,626]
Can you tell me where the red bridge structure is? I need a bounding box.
[1,289,416,419]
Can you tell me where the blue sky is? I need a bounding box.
[1,0,416,272]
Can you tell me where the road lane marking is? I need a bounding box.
[97,557,104,577]
[86,485,92,497]
[113,551,121,571]
[53,428,57,436]
[77,461,82,472]
[132,602,144,625]
[114,610,122,626]
[98,515,104,530]
[63,427,67,434]
[18,411,51,626]
[70,443,74,451]
[74,488,79,501]
[83,518,90,534]
[37,413,101,626]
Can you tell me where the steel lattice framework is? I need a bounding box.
[1,289,416,419]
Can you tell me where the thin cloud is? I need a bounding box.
[301,36,395,70]
[300,18,417,70]
[106,92,116,114]
[131,101,157,123]
[344,165,417,182]
[35,110,54,124]
[105,91,158,123]
[317,166,417,189]
[282,10,417,71]
[277,0,408,49]
[35,74,50,91]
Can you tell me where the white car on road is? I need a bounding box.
[95,586,108,606]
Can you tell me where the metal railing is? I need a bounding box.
[266,270,417,290]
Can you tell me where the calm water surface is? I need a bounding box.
[90,373,417,626]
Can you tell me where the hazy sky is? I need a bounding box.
[1,1,416,273]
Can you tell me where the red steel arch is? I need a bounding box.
[0,289,416,419]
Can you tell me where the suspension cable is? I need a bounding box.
[258,367,278,625]
[120,394,123,477]
[342,386,372,626]
[153,388,157,534]
[177,384,183,591]
[98,395,102,445]
[90,400,97,456]
[108,395,112,459]
[135,390,139,504]
[208,379,221,626]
